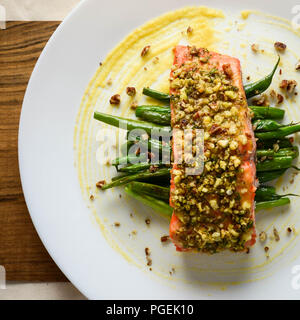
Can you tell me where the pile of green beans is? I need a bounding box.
[94,58,299,215]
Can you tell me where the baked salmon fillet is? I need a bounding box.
[169,46,256,253]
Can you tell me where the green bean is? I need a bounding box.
[101,168,171,190]
[257,169,287,183]
[256,150,274,157]
[127,132,171,158]
[125,184,173,217]
[256,186,299,201]
[255,198,290,211]
[136,105,170,112]
[118,163,152,173]
[256,147,299,159]
[142,88,171,103]
[128,182,170,202]
[255,186,277,201]
[244,56,280,98]
[135,109,171,125]
[112,154,147,166]
[135,105,171,125]
[274,147,298,159]
[256,138,292,150]
[250,106,285,120]
[111,173,131,181]
[255,124,300,140]
[137,139,171,156]
[256,156,293,172]
[94,111,171,136]
[254,120,298,132]
[253,119,282,132]
[255,186,298,202]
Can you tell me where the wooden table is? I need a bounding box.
[0,22,67,281]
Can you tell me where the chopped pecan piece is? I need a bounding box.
[280,79,297,93]
[273,143,280,152]
[279,80,289,89]
[110,94,121,105]
[141,45,151,57]
[222,63,233,77]
[153,56,159,64]
[273,227,280,241]
[270,90,284,104]
[270,89,276,99]
[135,147,141,156]
[126,87,136,96]
[251,44,259,52]
[187,26,193,34]
[274,41,286,52]
[180,118,189,126]
[252,94,269,106]
[296,60,300,71]
[130,101,138,109]
[276,93,284,104]
[160,235,170,242]
[190,46,200,56]
[96,180,106,189]
[209,124,225,135]
[259,231,267,242]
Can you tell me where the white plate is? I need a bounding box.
[19,0,300,299]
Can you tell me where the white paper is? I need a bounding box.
[0,0,81,21]
[0,282,86,300]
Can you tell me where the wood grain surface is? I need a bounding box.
[0,21,67,281]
